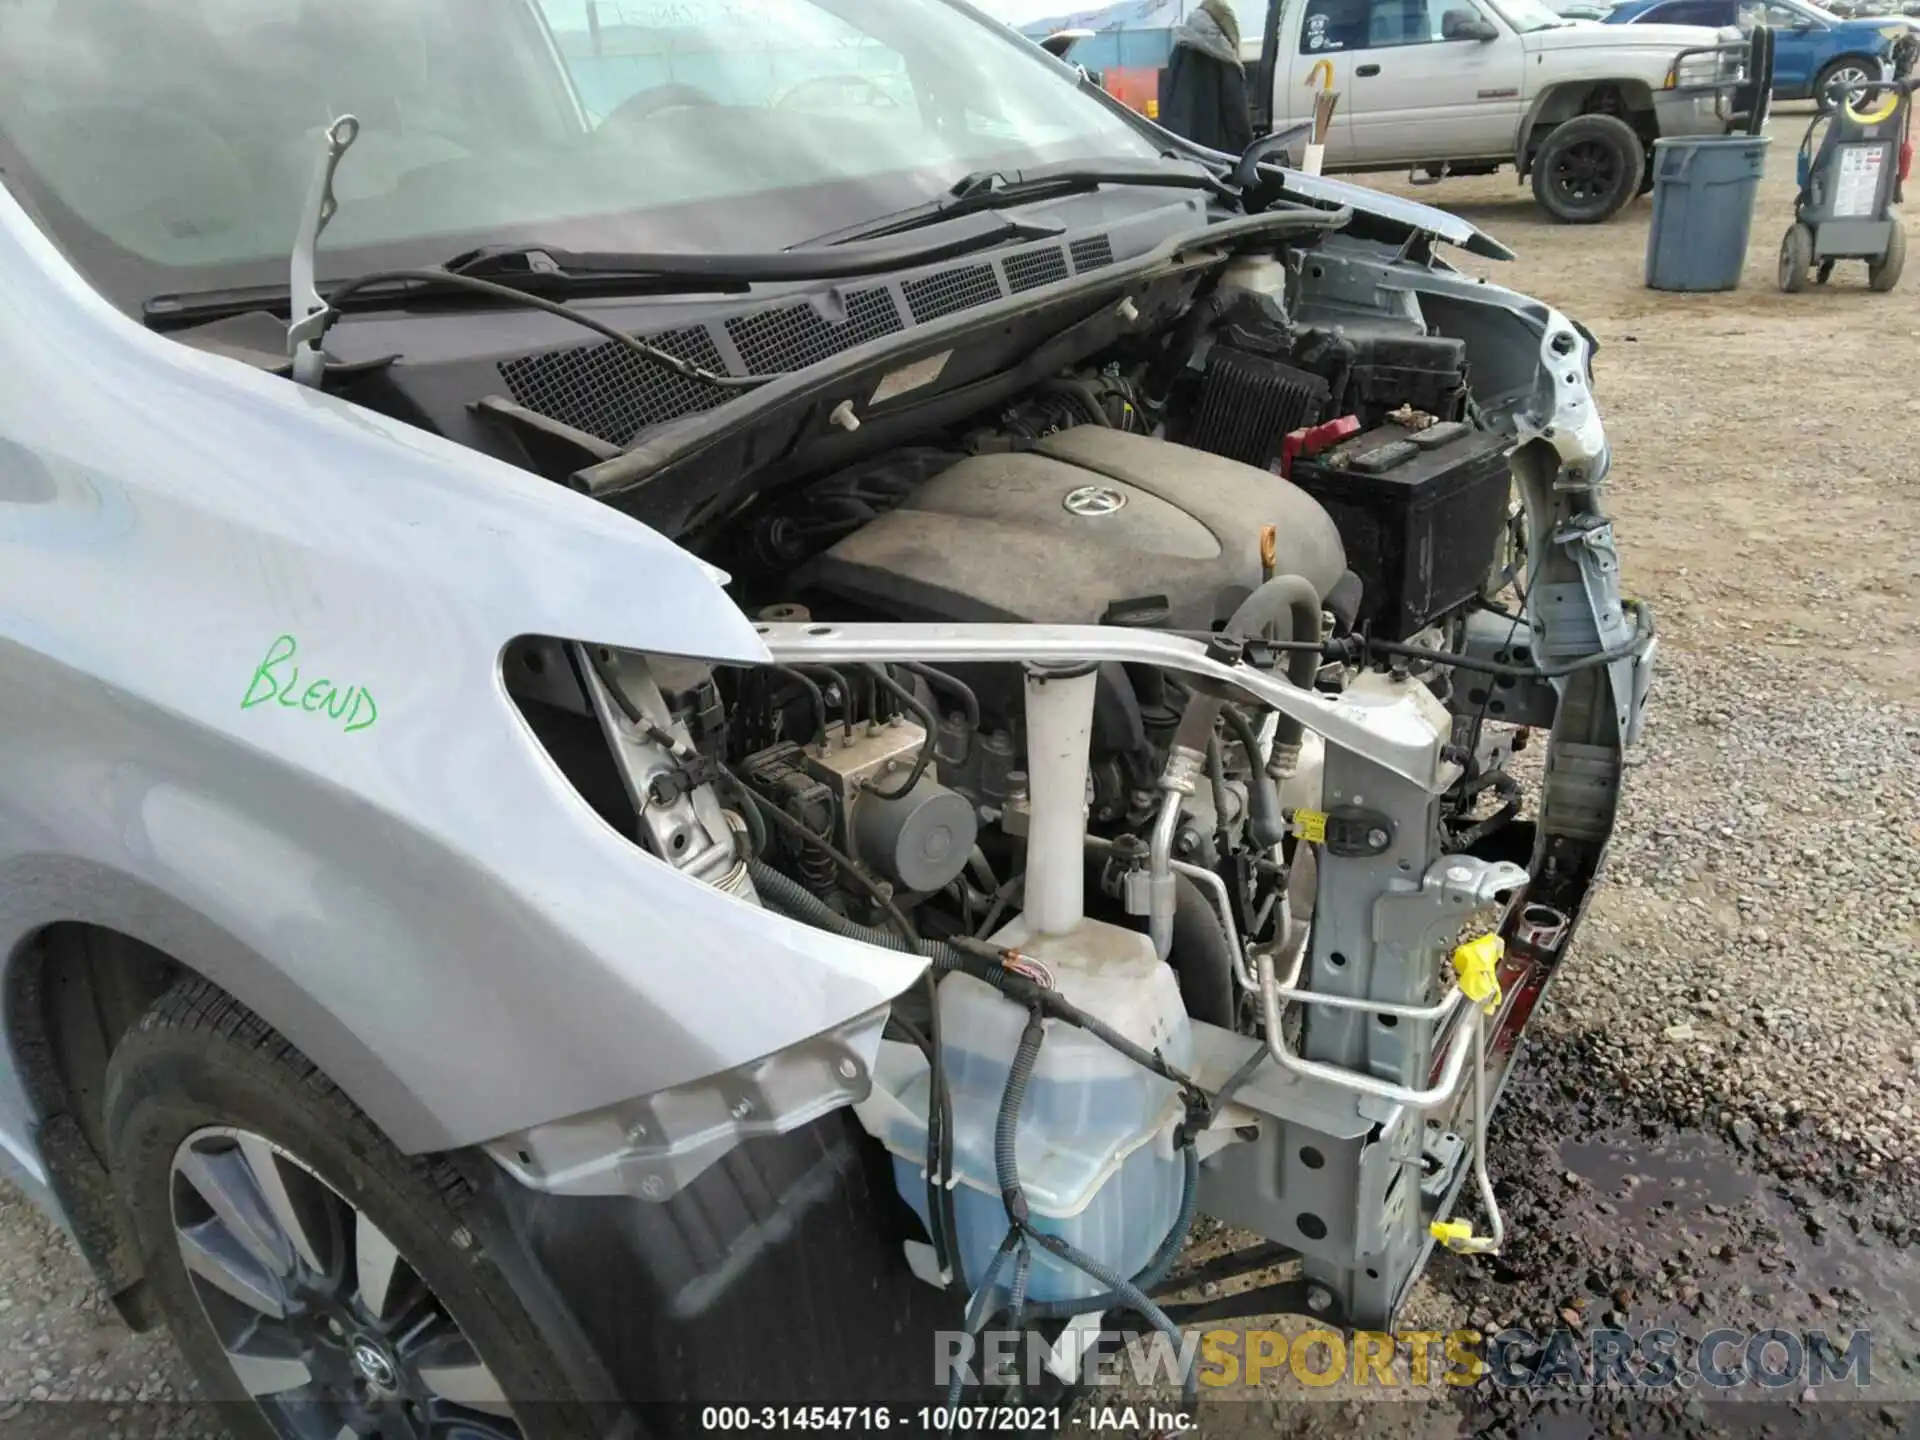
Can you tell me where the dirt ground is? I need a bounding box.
[1,108,1917,1437]
[1395,117,1920,708]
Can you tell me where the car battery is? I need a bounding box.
[1285,418,1512,642]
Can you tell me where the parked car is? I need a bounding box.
[1243,0,1749,220]
[0,1,1653,1435]
[1606,0,1914,104]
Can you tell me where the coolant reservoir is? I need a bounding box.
[856,916,1192,1303]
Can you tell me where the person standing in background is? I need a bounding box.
[1158,0,1253,153]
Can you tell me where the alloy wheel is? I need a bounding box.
[169,1126,520,1440]
[1823,64,1873,107]
[1550,140,1622,206]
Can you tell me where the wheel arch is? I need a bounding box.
[1813,50,1885,103]
[1,868,448,1324]
[1516,79,1660,173]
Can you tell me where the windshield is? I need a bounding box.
[0,0,1159,304]
[1484,0,1575,28]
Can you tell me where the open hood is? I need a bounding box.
[1269,170,1517,261]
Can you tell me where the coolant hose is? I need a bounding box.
[1224,574,1323,766]
[1221,704,1287,850]
[1169,874,1236,1029]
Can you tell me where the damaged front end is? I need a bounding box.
[472,198,1653,1410]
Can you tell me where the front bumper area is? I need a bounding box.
[478,1110,968,1426]
[1655,85,1742,136]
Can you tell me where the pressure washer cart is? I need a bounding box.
[1778,58,1916,293]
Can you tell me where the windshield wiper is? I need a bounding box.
[800,156,1234,248]
[148,210,1062,331]
[436,209,1066,284]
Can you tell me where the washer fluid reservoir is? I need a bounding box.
[855,915,1192,1303]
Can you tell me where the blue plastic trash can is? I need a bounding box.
[1644,135,1770,292]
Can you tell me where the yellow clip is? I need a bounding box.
[1451,934,1504,1015]
[1429,1219,1475,1249]
[1293,808,1327,844]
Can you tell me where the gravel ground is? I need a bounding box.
[2,111,1916,1437]
[1183,116,1920,1433]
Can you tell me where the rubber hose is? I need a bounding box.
[947,1233,1021,1413]
[1221,704,1286,849]
[1023,1144,1200,1319]
[1205,736,1234,853]
[731,790,769,858]
[748,859,963,967]
[1020,1224,1199,1410]
[1171,691,1223,757]
[997,1013,1045,1224]
[1225,574,1323,752]
[992,1007,1194,1407]
[1168,874,1236,1029]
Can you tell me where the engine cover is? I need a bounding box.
[797,428,1347,628]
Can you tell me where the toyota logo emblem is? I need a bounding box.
[1062,484,1126,517]
[351,1339,399,1393]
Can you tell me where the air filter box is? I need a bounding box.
[1286,418,1511,641]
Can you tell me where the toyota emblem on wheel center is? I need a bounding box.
[351,1339,399,1392]
[1062,484,1126,516]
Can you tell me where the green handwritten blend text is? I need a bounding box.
[241,634,378,733]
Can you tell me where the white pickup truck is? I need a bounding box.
[1236,0,1751,219]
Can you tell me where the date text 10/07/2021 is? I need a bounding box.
[696,1407,1188,1433]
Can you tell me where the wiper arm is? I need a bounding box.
[149,213,1062,329]
[440,210,1063,282]
[800,157,1234,248]
[288,115,361,386]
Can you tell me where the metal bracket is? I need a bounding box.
[1373,854,1529,962]
[757,621,1455,793]
[1157,1274,1343,1328]
[576,646,744,890]
[1537,516,1642,741]
[484,1006,888,1201]
[1454,609,1558,729]
[288,114,360,389]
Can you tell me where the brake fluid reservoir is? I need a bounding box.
[855,916,1192,1303]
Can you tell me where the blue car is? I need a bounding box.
[1606,0,1913,104]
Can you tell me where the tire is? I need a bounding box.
[1814,56,1878,113]
[1530,114,1646,223]
[1779,223,1814,292]
[103,979,597,1440]
[1869,219,1906,291]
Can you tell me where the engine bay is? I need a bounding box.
[477,216,1651,1370]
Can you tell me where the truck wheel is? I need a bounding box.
[103,979,597,1440]
[1869,220,1906,291]
[1779,223,1813,292]
[1531,114,1645,223]
[1814,56,1877,113]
